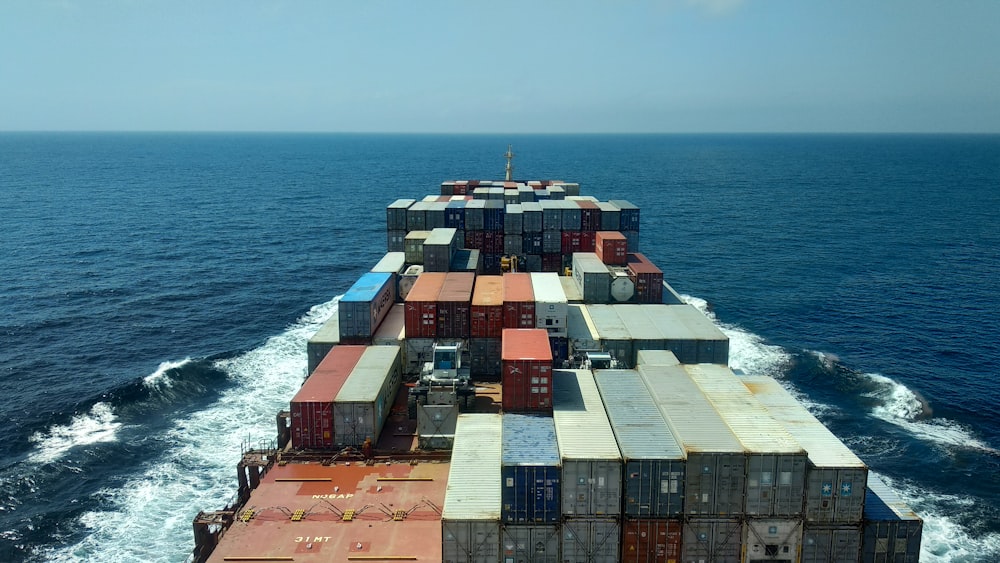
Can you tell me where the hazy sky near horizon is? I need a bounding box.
[2,0,998,133]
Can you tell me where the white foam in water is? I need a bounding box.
[28,402,123,465]
[43,297,341,562]
[875,473,1000,563]
[143,357,193,387]
[862,372,999,454]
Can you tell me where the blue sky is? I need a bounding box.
[2,0,998,133]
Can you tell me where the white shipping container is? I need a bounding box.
[561,519,620,563]
[552,370,622,516]
[333,346,402,446]
[572,253,612,304]
[744,519,804,562]
[442,414,503,563]
[531,273,568,336]
[501,525,560,563]
[306,314,340,375]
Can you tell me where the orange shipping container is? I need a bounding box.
[501,329,553,412]
[595,231,628,265]
[404,272,447,338]
[621,518,683,563]
[502,273,535,329]
[437,272,475,339]
[471,275,504,338]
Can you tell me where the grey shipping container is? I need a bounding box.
[561,519,620,563]
[505,204,523,234]
[744,519,804,563]
[306,313,339,375]
[643,304,729,365]
[522,202,543,232]
[682,518,742,563]
[426,201,448,229]
[405,230,432,264]
[542,231,562,253]
[418,403,458,449]
[407,200,431,230]
[501,525,560,563]
[593,370,686,518]
[802,524,862,563]
[332,345,402,446]
[424,227,459,272]
[465,199,486,230]
[638,364,746,517]
[470,337,502,379]
[404,337,435,376]
[561,200,582,230]
[387,229,406,252]
[504,234,523,256]
[540,200,562,230]
[743,375,868,523]
[338,272,396,342]
[572,253,612,304]
[386,198,414,230]
[442,414,503,563]
[370,251,406,275]
[597,202,620,230]
[552,370,622,517]
[685,364,807,518]
[587,305,632,368]
[861,476,922,563]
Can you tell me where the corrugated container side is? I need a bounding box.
[802,524,862,563]
[442,414,503,563]
[577,200,602,232]
[445,199,467,229]
[404,337,435,376]
[290,345,367,449]
[386,229,406,253]
[681,518,742,563]
[744,519,804,563]
[501,525,561,563]
[307,313,340,375]
[426,201,448,229]
[531,272,568,335]
[423,227,459,273]
[471,275,504,338]
[623,229,640,253]
[522,202,543,232]
[470,337,502,379]
[406,200,430,231]
[542,230,562,253]
[561,200,582,230]
[562,519,620,563]
[610,200,641,231]
[572,253,612,304]
[338,272,396,342]
[333,345,402,447]
[597,202,621,231]
[501,329,554,412]
[587,305,633,368]
[404,230,432,264]
[522,232,544,254]
[861,476,922,563]
[540,200,562,231]
[404,272,447,338]
[627,253,663,303]
[503,234,522,256]
[484,200,505,231]
[386,198,415,230]
[566,304,600,353]
[552,370,622,516]
[437,272,474,339]
[502,273,536,329]
[621,518,682,563]
[593,370,686,518]
[505,204,523,234]
[595,231,628,265]
[502,414,561,523]
[465,199,486,230]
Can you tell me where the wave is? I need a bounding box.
[860,372,999,455]
[875,473,1000,563]
[27,402,122,465]
[41,296,340,562]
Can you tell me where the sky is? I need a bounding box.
[1,0,998,133]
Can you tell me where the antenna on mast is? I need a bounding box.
[504,144,514,182]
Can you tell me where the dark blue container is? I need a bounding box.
[522,232,544,254]
[445,200,466,229]
[482,253,503,275]
[501,413,561,523]
[549,336,568,365]
[484,200,505,231]
[610,200,641,231]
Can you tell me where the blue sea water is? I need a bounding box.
[1,132,998,561]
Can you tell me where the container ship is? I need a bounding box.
[190,149,923,563]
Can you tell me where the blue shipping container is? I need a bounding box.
[338,272,396,341]
[502,413,561,523]
[484,200,505,231]
[445,200,466,229]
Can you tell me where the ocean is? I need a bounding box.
[1,132,997,562]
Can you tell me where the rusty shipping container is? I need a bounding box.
[502,273,536,329]
[621,518,682,563]
[404,272,447,339]
[290,345,367,449]
[501,329,554,412]
[471,275,504,338]
[437,272,474,339]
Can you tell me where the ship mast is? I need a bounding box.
[504,144,514,181]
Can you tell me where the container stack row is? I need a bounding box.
[289,345,402,450]
[385,184,639,276]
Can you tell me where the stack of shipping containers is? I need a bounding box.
[442,414,503,563]
[470,275,503,379]
[637,361,747,563]
[501,329,554,412]
[743,375,869,562]
[593,368,686,562]
[530,272,568,365]
[332,345,402,447]
[684,364,809,563]
[501,414,562,563]
[289,345,367,450]
[502,273,535,329]
[862,476,923,562]
[552,370,623,562]
[338,271,396,345]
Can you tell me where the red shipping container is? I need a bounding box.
[290,345,367,450]
[579,230,596,252]
[595,231,628,265]
[437,272,474,339]
[484,230,505,254]
[471,275,504,338]
[501,329,553,412]
[577,200,602,231]
[627,253,664,304]
[465,230,485,250]
[404,272,447,338]
[541,253,563,272]
[502,273,535,329]
[621,518,682,563]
